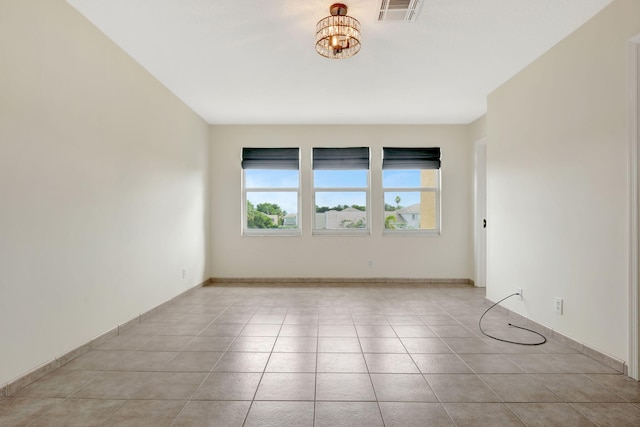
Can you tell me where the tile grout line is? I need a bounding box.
[5,285,638,426]
[402,305,457,425]
[350,302,386,426]
[434,297,594,424]
[313,310,320,427]
[168,301,238,427]
[240,304,285,427]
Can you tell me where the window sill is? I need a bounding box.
[243,229,301,237]
[382,230,441,237]
[312,229,371,236]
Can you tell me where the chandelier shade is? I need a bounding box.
[315,3,361,59]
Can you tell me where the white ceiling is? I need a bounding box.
[67,0,613,125]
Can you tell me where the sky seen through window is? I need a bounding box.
[246,169,428,214]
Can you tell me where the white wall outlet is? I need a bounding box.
[182,269,186,279]
[554,297,563,314]
[368,260,373,268]
[516,288,523,300]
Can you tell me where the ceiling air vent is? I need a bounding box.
[377,0,423,23]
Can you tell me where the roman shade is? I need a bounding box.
[241,147,299,170]
[382,147,441,169]
[313,147,370,170]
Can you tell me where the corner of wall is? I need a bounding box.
[468,115,487,142]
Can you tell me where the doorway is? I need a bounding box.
[629,36,640,380]
[474,138,487,288]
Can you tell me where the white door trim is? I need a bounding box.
[474,137,487,288]
[628,34,640,380]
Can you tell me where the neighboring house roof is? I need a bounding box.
[398,203,420,214]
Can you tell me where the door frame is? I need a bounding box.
[628,34,640,380]
[474,137,487,288]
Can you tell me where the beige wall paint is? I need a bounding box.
[210,125,473,280]
[487,0,640,361]
[0,0,209,385]
[468,115,487,142]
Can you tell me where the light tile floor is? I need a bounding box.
[2,284,640,426]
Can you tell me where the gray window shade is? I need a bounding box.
[242,148,299,170]
[382,147,441,169]
[313,147,370,170]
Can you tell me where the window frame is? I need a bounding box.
[382,147,441,236]
[312,147,371,236]
[241,148,301,237]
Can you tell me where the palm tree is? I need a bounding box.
[385,215,397,230]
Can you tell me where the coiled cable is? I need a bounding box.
[479,292,547,346]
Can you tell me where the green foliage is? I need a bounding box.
[247,201,276,229]
[384,203,402,211]
[256,202,285,217]
[341,218,366,228]
[316,204,365,213]
[256,202,286,226]
[385,215,397,230]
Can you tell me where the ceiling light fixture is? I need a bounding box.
[315,3,361,59]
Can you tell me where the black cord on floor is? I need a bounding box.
[479,292,547,346]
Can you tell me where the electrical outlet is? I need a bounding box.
[182,269,186,279]
[555,297,563,314]
[368,260,373,268]
[516,288,523,300]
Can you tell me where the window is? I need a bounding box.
[313,147,370,234]
[242,147,300,236]
[382,147,441,234]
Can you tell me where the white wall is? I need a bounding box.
[468,116,487,143]
[0,0,209,386]
[210,125,473,280]
[487,0,640,362]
